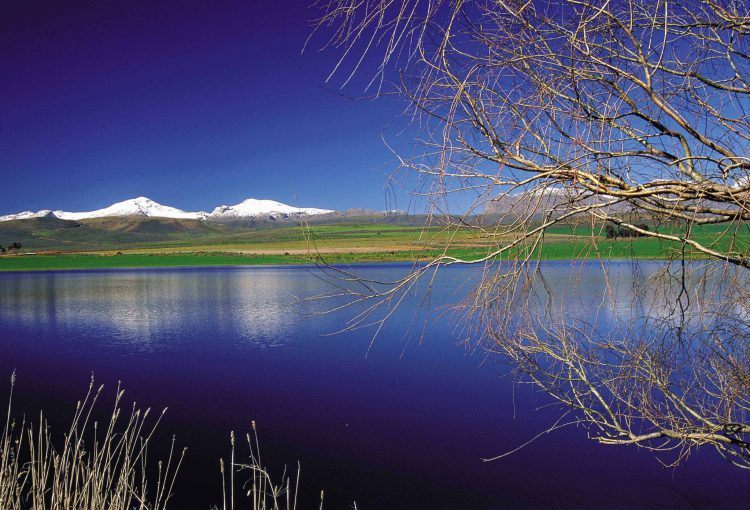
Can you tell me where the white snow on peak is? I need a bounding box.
[0,210,56,222]
[0,197,334,222]
[515,185,567,197]
[54,197,207,221]
[208,198,333,219]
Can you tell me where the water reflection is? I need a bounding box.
[498,260,750,335]
[0,269,325,350]
[0,262,745,350]
[0,263,747,509]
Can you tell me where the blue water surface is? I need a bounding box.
[0,262,747,509]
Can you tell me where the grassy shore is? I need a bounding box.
[0,222,745,271]
[0,251,415,271]
[0,241,722,271]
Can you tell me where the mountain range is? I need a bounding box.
[0,197,334,223]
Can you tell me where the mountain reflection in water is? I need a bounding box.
[0,262,747,509]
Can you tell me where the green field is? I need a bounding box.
[0,219,747,271]
[0,250,450,271]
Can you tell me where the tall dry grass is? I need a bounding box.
[0,373,184,510]
[215,422,328,510]
[1,374,337,510]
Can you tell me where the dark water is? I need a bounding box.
[0,262,747,509]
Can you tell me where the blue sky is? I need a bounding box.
[0,0,414,214]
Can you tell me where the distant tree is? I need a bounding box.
[0,245,5,254]
[318,0,750,469]
[8,242,22,252]
[605,223,650,239]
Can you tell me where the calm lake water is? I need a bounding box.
[0,262,747,509]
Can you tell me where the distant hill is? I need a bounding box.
[0,213,436,252]
[0,195,522,253]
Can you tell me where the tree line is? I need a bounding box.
[604,223,649,239]
[0,242,23,254]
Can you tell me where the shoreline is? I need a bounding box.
[0,250,673,273]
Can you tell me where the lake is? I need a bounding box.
[0,262,747,509]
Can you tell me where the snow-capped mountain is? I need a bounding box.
[0,197,333,222]
[0,197,208,222]
[53,197,208,221]
[0,210,57,222]
[484,187,571,216]
[208,198,333,220]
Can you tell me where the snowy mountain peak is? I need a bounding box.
[53,197,208,221]
[0,197,334,222]
[208,198,333,220]
[0,210,56,222]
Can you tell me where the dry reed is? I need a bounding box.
[2,373,334,510]
[215,421,317,510]
[0,372,184,510]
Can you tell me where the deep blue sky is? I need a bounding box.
[0,0,413,214]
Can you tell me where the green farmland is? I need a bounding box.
[0,219,747,271]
